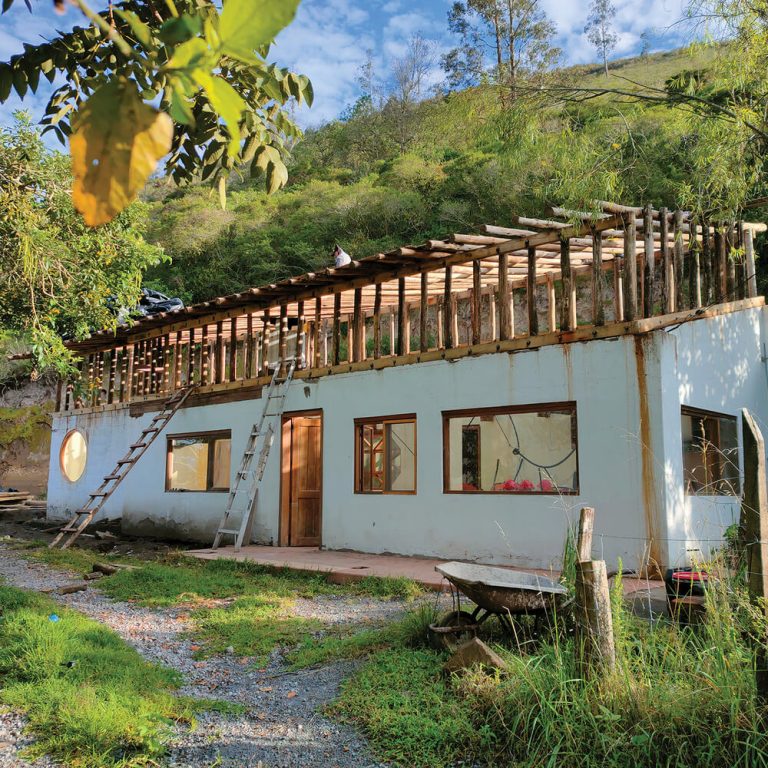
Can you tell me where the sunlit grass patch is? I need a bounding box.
[0,584,191,768]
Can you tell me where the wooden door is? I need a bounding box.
[285,415,322,546]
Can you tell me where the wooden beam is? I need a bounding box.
[745,226,758,298]
[701,220,712,304]
[527,244,538,336]
[560,237,574,332]
[373,283,382,359]
[353,289,364,362]
[332,292,342,366]
[642,204,655,318]
[244,314,253,379]
[443,267,454,348]
[498,251,512,340]
[546,273,556,332]
[260,311,270,376]
[592,229,605,326]
[660,206,672,313]
[397,278,406,355]
[614,257,624,322]
[472,260,481,344]
[673,209,685,311]
[420,271,429,352]
[622,212,638,321]
[229,317,237,382]
[714,224,726,303]
[689,218,702,308]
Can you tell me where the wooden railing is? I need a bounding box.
[56,208,761,413]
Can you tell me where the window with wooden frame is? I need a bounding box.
[681,407,740,496]
[166,430,231,492]
[443,404,579,494]
[355,415,416,494]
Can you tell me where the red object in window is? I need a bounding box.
[462,482,478,491]
[540,479,554,492]
[502,479,518,491]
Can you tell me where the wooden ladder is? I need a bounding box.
[212,359,296,551]
[49,386,196,550]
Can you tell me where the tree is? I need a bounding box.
[0,0,312,227]
[389,35,436,152]
[442,0,560,103]
[639,30,653,57]
[584,0,618,76]
[0,114,164,371]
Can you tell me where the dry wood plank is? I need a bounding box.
[373,284,382,359]
[229,317,237,382]
[622,212,638,321]
[659,207,672,313]
[546,273,556,332]
[472,261,481,344]
[741,409,768,702]
[353,289,364,362]
[745,226,758,298]
[279,304,288,373]
[726,223,737,298]
[689,218,702,308]
[119,345,130,403]
[701,221,712,304]
[421,271,429,352]
[527,244,539,335]
[714,225,726,303]
[187,328,196,386]
[498,251,512,340]
[673,210,685,311]
[443,267,454,348]
[560,237,574,332]
[296,300,306,368]
[245,313,254,379]
[591,230,605,326]
[642,204,655,318]
[332,292,342,366]
[614,257,624,322]
[214,321,224,385]
[577,506,595,562]
[397,278,406,355]
[260,311,271,376]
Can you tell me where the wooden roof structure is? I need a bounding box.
[66,201,765,355]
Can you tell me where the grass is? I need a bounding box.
[328,566,768,768]
[17,544,423,662]
[0,583,194,768]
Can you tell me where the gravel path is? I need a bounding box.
[0,546,419,768]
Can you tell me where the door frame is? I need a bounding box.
[278,409,323,546]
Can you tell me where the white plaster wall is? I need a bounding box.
[48,333,668,570]
[664,306,768,566]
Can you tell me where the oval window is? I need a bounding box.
[60,430,87,482]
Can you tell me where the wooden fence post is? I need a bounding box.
[740,409,768,703]
[574,506,616,679]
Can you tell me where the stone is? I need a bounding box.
[443,637,508,675]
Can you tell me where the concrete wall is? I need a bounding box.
[662,305,768,566]
[46,307,768,571]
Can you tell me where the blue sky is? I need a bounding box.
[0,0,691,131]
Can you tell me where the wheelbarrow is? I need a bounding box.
[430,561,570,650]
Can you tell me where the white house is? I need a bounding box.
[46,203,768,572]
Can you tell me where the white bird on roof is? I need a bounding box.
[332,244,352,268]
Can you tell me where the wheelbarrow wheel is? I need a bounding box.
[429,610,477,651]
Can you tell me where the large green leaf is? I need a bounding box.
[70,80,173,227]
[192,71,246,156]
[219,0,301,64]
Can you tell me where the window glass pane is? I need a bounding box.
[169,438,209,491]
[60,430,87,482]
[682,410,739,495]
[211,438,231,490]
[386,421,416,492]
[461,426,480,490]
[446,408,578,493]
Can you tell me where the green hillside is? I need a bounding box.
[144,45,725,304]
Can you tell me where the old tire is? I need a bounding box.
[430,609,476,651]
